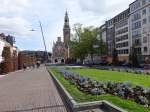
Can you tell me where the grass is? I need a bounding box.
[49,67,150,112]
[70,68,150,87]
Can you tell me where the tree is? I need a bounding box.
[129,46,139,68]
[71,40,87,64]
[97,35,107,56]
[80,27,100,64]
[71,24,107,64]
[73,23,83,42]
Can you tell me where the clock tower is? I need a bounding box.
[63,11,70,44]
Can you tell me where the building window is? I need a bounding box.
[132,21,141,30]
[143,37,147,43]
[134,39,141,46]
[143,18,147,24]
[116,42,128,48]
[142,0,146,5]
[149,16,150,22]
[132,12,141,22]
[116,34,128,42]
[131,2,141,12]
[143,9,146,15]
[143,27,147,33]
[134,48,141,54]
[132,29,141,38]
[116,27,128,35]
[117,49,129,55]
[144,47,148,52]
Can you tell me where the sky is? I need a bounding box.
[0,0,135,52]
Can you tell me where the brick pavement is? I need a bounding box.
[0,66,67,112]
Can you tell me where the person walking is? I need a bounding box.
[23,63,27,71]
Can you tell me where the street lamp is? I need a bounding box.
[30,20,49,64]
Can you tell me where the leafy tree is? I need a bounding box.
[129,46,139,68]
[70,40,87,64]
[71,24,108,64]
[80,27,98,63]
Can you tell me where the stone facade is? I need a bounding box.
[52,11,71,64]
[52,37,67,63]
[100,0,150,62]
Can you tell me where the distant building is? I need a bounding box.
[52,37,67,63]
[129,0,150,62]
[114,9,130,61]
[52,11,71,63]
[0,33,15,46]
[99,0,150,63]
[106,18,115,56]
[0,37,19,74]
[99,24,107,43]
[19,50,50,64]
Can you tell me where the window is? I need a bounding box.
[143,9,146,15]
[116,42,128,48]
[143,18,147,24]
[132,12,141,21]
[130,2,141,12]
[132,21,141,30]
[143,37,147,43]
[117,49,129,54]
[143,27,147,34]
[134,39,141,46]
[132,29,141,38]
[116,35,128,42]
[115,19,128,29]
[149,16,150,22]
[142,0,146,5]
[144,47,148,52]
[116,27,128,35]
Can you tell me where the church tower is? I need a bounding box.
[63,11,70,44]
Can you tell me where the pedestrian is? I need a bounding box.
[36,61,40,68]
[23,63,27,71]
[32,63,35,69]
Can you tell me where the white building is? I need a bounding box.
[0,38,12,63]
[0,39,5,63]
[100,24,107,43]
[129,0,150,61]
[115,9,130,61]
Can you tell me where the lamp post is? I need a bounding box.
[39,21,49,63]
[30,20,49,64]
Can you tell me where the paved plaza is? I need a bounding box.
[0,66,67,112]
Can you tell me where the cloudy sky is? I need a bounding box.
[0,0,135,52]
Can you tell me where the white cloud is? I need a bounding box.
[0,16,34,37]
[0,0,34,38]
[0,0,29,14]
[0,0,136,51]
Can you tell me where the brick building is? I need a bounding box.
[52,11,71,63]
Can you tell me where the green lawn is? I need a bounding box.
[70,68,150,87]
[49,67,150,112]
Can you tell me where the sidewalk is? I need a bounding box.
[0,66,67,112]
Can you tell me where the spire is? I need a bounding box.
[63,10,70,44]
[65,10,68,16]
[64,10,69,28]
